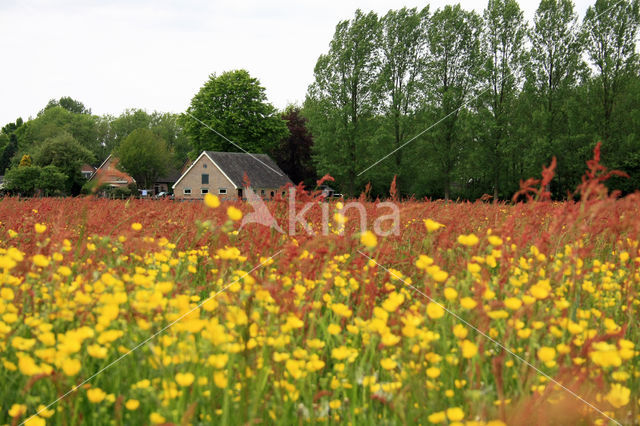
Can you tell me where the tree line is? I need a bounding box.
[1,0,638,200]
[305,0,640,199]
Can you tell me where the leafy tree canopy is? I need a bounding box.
[181,70,289,155]
[34,132,96,195]
[115,128,170,189]
[41,97,91,115]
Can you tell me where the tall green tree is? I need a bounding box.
[34,132,96,195]
[422,5,482,199]
[377,7,429,193]
[583,0,640,146]
[181,70,288,156]
[305,10,380,196]
[529,0,584,195]
[479,0,528,199]
[115,128,170,189]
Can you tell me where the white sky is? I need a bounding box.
[0,0,594,125]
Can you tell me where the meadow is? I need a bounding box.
[0,154,639,425]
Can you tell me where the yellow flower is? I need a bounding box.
[605,383,630,408]
[444,287,458,301]
[428,411,446,423]
[446,407,464,421]
[329,399,342,409]
[504,297,522,310]
[360,230,378,248]
[62,358,81,376]
[34,223,47,234]
[36,405,54,418]
[457,234,479,246]
[423,219,445,232]
[204,193,220,208]
[331,346,351,361]
[327,323,341,335]
[227,206,243,221]
[175,372,195,387]
[1,287,15,300]
[150,413,166,424]
[33,254,50,268]
[460,297,477,310]
[125,399,140,410]
[131,223,142,231]
[488,235,503,246]
[426,302,445,319]
[382,291,405,312]
[461,340,478,358]
[537,346,556,363]
[0,255,17,270]
[453,324,468,339]
[214,371,228,388]
[416,255,434,270]
[87,387,106,403]
[24,415,46,426]
[87,344,107,359]
[9,403,27,417]
[331,303,352,318]
[530,284,549,299]
[380,358,397,370]
[426,367,440,378]
[306,354,325,372]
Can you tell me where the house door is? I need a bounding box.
[237,188,243,198]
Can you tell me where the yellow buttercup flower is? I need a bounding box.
[33,254,50,268]
[150,413,166,424]
[423,219,445,232]
[227,206,243,221]
[204,193,220,208]
[24,415,46,426]
[427,302,445,319]
[446,407,464,421]
[131,223,142,231]
[62,358,81,376]
[34,223,47,234]
[606,383,630,408]
[87,387,106,403]
[175,372,195,387]
[380,357,397,370]
[125,399,140,410]
[537,346,556,363]
[360,230,378,248]
[461,340,478,358]
[457,234,479,246]
[9,403,27,417]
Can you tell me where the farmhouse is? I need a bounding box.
[173,151,292,200]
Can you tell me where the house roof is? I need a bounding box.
[205,151,292,188]
[155,168,182,184]
[173,151,292,189]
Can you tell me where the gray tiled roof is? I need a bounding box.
[206,151,292,188]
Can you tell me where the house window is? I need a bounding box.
[184,188,192,195]
[219,188,227,195]
[260,189,265,196]
[203,163,207,168]
[270,191,274,198]
[202,174,209,184]
[201,188,209,194]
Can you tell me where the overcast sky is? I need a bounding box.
[0,0,594,125]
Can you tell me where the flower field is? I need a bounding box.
[1,169,640,424]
